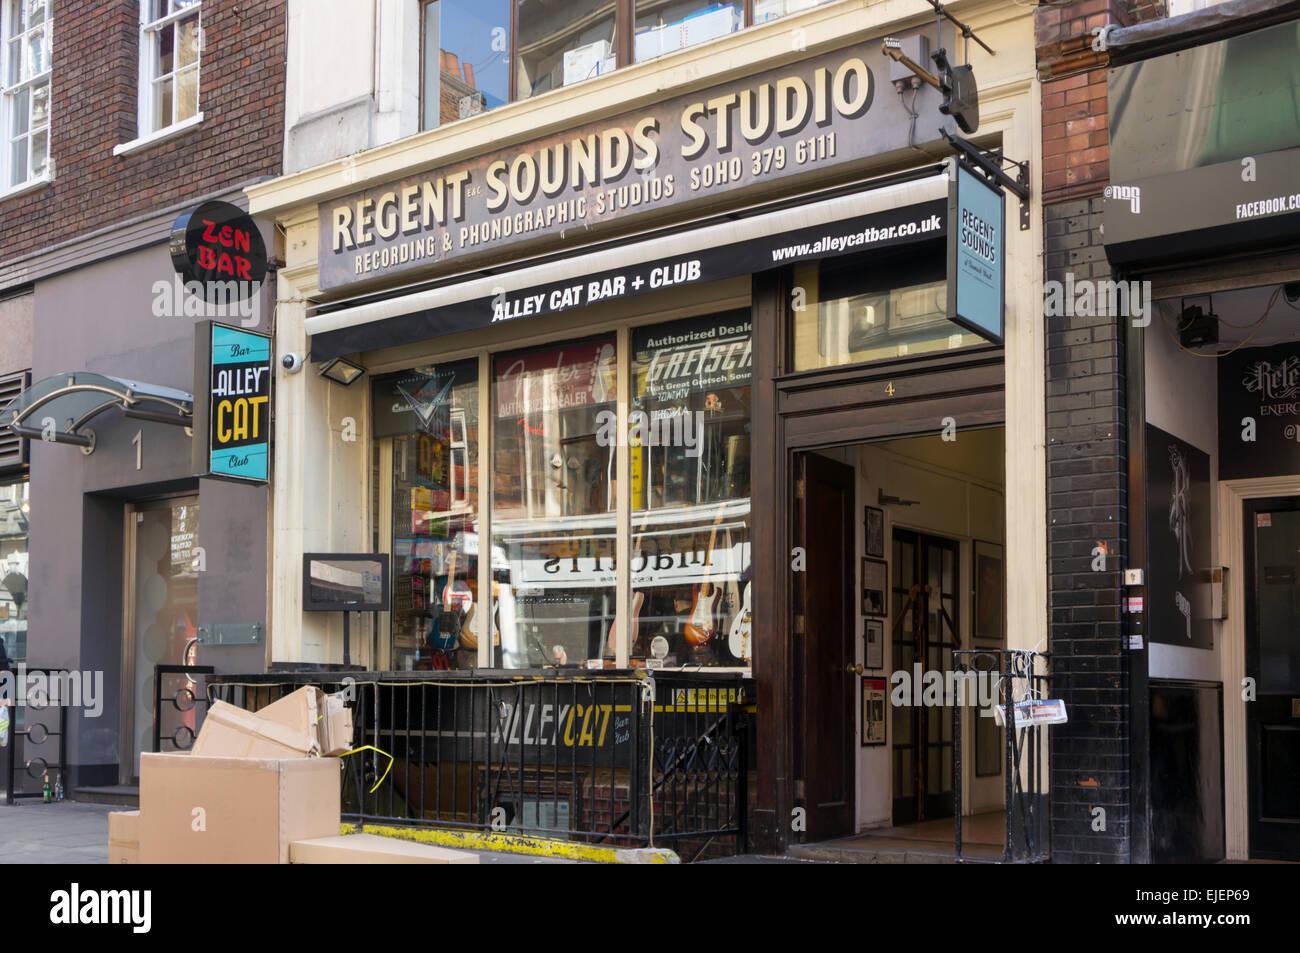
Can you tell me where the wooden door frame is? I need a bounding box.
[793,450,857,839]
[1217,475,1300,860]
[749,266,1006,853]
[119,494,200,784]
[1233,486,1300,859]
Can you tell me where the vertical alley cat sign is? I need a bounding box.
[193,322,272,482]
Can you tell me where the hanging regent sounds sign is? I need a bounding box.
[170,200,268,302]
[317,39,948,290]
[947,163,1004,344]
[192,321,272,482]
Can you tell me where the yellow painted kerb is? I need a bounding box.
[339,822,681,864]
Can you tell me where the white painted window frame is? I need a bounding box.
[135,0,202,140]
[0,0,53,192]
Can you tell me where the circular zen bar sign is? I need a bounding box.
[170,200,268,302]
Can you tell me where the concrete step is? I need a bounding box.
[290,833,479,864]
[73,786,139,807]
[788,836,1007,864]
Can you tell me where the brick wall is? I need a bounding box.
[1044,195,1130,863]
[1037,0,1166,864]
[0,0,285,273]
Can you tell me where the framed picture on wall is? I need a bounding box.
[861,676,887,746]
[862,557,888,617]
[973,540,1004,642]
[864,505,885,558]
[863,618,885,670]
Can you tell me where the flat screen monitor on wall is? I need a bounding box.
[302,553,390,612]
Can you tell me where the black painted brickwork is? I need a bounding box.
[1044,196,1131,863]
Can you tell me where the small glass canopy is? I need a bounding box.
[0,371,193,454]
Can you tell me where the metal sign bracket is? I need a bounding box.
[941,129,1032,230]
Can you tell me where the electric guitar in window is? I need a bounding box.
[434,548,472,651]
[728,582,752,661]
[606,591,645,657]
[684,504,728,647]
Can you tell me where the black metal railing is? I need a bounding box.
[952,648,1050,863]
[152,664,215,753]
[206,669,754,859]
[3,667,70,805]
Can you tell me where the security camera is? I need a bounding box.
[281,352,305,374]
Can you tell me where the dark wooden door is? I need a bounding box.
[795,452,856,840]
[1245,497,1300,860]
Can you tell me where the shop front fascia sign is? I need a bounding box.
[317,39,947,290]
[946,163,1005,344]
[192,321,272,483]
[1103,146,1300,265]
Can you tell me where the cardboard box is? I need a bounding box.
[108,809,139,864]
[256,686,353,757]
[289,833,479,865]
[563,39,612,86]
[191,699,319,758]
[139,752,341,864]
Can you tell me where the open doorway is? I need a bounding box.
[794,426,1007,850]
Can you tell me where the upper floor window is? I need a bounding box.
[421,0,510,130]
[1,0,51,189]
[633,2,740,64]
[418,0,844,127]
[516,0,616,100]
[1166,0,1228,15]
[138,0,201,136]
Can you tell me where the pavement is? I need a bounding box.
[0,799,576,864]
[0,799,112,864]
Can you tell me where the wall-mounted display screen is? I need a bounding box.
[303,553,390,612]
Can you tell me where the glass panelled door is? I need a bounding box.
[1245,497,1300,859]
[891,528,959,824]
[123,496,199,782]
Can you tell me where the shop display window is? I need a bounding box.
[380,359,482,671]
[628,311,752,666]
[791,243,984,372]
[376,314,753,671]
[492,337,618,668]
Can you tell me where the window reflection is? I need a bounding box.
[492,337,618,668]
[751,0,836,26]
[630,312,751,667]
[634,2,741,63]
[422,0,511,129]
[0,481,28,665]
[792,243,980,371]
[516,0,617,99]
[379,360,483,671]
